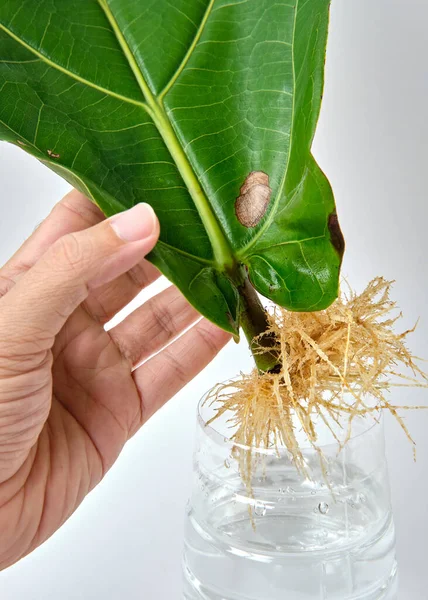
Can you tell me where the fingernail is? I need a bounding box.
[110,203,158,242]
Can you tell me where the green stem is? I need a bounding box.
[238,277,281,373]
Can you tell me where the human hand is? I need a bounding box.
[0,190,230,569]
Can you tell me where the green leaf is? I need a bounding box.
[0,0,343,338]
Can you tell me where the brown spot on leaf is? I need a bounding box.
[328,212,345,258]
[235,171,272,228]
[47,149,60,159]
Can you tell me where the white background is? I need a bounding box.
[1,0,427,598]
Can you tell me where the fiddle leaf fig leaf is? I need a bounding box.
[0,0,343,338]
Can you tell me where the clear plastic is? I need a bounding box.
[183,391,398,600]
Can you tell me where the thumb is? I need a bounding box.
[0,203,159,353]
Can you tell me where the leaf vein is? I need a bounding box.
[0,21,151,113]
[158,0,216,102]
[249,254,291,293]
[250,234,325,254]
[237,0,299,258]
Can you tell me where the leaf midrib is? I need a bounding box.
[97,0,235,270]
[0,1,234,270]
[1,0,302,270]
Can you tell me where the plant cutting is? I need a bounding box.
[0,2,425,599]
[0,0,343,370]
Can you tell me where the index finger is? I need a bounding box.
[0,189,104,292]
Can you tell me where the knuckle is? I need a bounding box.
[50,233,92,274]
[163,349,188,385]
[127,263,151,289]
[111,333,136,366]
[59,192,103,226]
[196,325,220,356]
[0,274,15,299]
[150,299,176,338]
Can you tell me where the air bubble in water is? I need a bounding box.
[318,502,329,515]
[254,502,267,517]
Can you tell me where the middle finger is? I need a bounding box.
[109,285,200,367]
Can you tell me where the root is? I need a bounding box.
[206,278,428,492]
